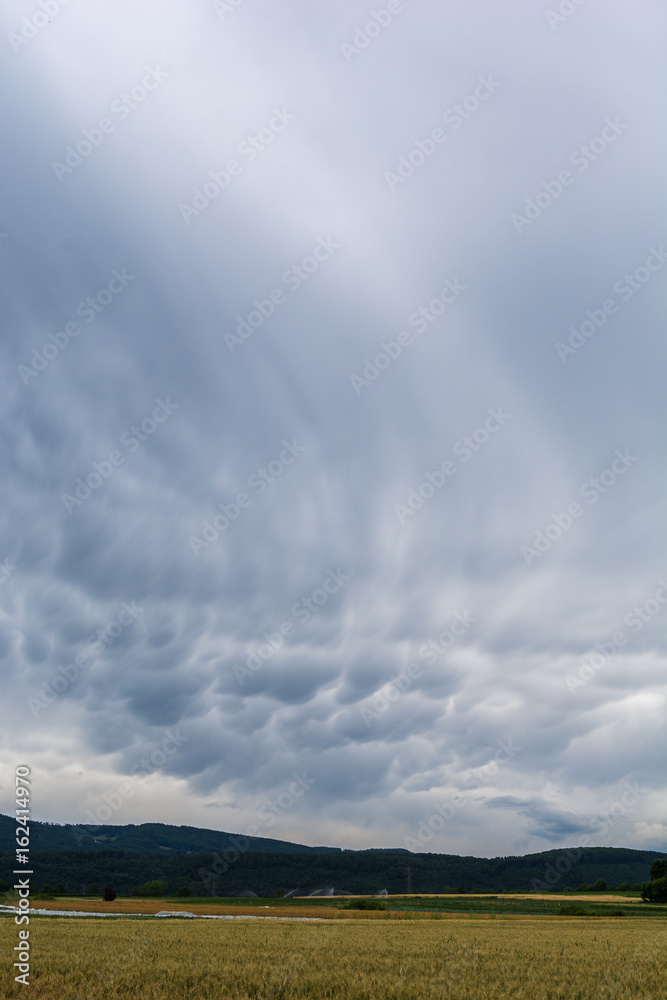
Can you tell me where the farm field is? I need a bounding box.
[10,891,664,919]
[5,897,357,920]
[2,915,666,999]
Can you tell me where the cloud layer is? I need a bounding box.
[1,0,665,858]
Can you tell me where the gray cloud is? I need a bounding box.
[0,0,664,858]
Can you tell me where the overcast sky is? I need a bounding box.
[1,0,665,860]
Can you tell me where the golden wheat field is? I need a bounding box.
[1,916,666,999]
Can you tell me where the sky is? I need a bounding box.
[1,0,665,862]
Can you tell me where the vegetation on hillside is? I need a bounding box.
[0,812,342,856]
[1,846,664,898]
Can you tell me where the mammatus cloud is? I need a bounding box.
[0,0,664,859]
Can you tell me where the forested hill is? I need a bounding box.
[0,813,348,855]
[0,810,665,896]
[1,845,665,897]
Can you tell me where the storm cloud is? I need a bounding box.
[0,0,665,858]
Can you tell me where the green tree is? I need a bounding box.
[102,886,116,901]
[592,879,608,891]
[649,859,667,881]
[88,884,99,896]
[140,880,168,897]
[641,877,667,904]
[176,885,191,897]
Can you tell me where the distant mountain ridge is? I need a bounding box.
[1,815,664,897]
[0,813,348,855]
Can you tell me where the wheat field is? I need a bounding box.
[1,916,666,999]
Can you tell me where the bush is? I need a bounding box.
[102,886,117,902]
[641,877,667,904]
[559,905,595,916]
[176,886,191,897]
[138,880,168,898]
[339,898,386,910]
